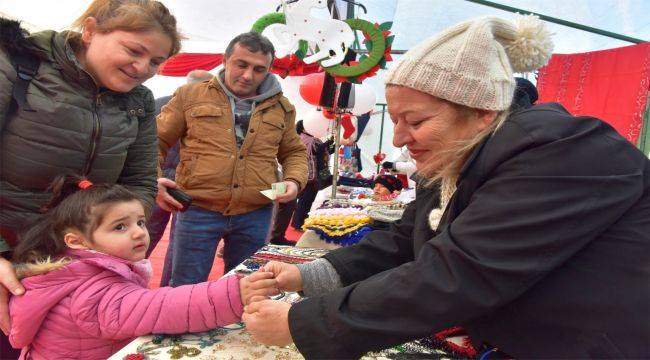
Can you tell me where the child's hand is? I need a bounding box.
[261,261,303,292]
[239,271,279,306]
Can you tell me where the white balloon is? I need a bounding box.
[350,84,377,116]
[302,108,331,138]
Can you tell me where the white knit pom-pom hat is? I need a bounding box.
[385,15,554,111]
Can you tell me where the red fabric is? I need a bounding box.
[537,43,650,144]
[157,53,224,76]
[157,53,322,78]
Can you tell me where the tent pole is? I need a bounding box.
[331,114,343,199]
[376,104,387,173]
[465,0,646,44]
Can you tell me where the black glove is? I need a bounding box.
[381,161,395,170]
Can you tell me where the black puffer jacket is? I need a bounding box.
[0,20,157,235]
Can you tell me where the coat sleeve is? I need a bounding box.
[322,197,419,286]
[0,48,16,133]
[277,97,308,191]
[71,274,244,340]
[156,89,186,175]
[117,89,158,207]
[288,121,647,359]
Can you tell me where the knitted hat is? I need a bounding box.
[385,15,553,111]
[374,174,404,193]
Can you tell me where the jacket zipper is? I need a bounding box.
[82,94,102,176]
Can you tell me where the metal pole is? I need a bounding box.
[376,104,386,173]
[330,114,343,199]
[465,0,646,44]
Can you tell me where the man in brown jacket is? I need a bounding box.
[156,32,307,284]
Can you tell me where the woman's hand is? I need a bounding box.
[155,178,183,212]
[0,257,24,335]
[262,261,302,292]
[239,271,279,306]
[242,300,293,347]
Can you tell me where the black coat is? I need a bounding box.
[289,103,650,359]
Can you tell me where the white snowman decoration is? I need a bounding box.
[273,0,355,67]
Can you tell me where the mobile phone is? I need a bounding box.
[167,187,192,212]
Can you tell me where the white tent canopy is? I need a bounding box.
[2,0,648,174]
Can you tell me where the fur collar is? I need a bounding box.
[14,257,71,280]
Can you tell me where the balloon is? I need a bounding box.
[302,108,331,138]
[350,83,377,116]
[299,73,325,106]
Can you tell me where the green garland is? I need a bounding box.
[251,13,309,59]
[251,13,394,83]
[323,18,386,78]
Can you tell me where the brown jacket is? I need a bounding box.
[157,77,307,215]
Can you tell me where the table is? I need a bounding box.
[111,245,474,360]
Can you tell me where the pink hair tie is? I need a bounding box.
[78,179,93,190]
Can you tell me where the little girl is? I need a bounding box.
[9,176,277,360]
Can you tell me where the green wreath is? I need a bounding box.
[251,14,394,83]
[251,13,309,58]
[323,19,386,78]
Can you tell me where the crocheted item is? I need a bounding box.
[367,206,405,222]
[310,226,373,246]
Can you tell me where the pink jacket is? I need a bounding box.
[9,249,243,359]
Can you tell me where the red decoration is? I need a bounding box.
[124,354,145,360]
[395,173,409,189]
[299,73,326,106]
[537,42,650,144]
[78,179,93,190]
[341,114,356,139]
[270,54,322,78]
[156,53,323,78]
[322,109,336,119]
[372,152,386,165]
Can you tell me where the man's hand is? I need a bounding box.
[0,257,24,335]
[262,261,302,292]
[239,271,279,306]
[242,300,293,347]
[156,178,183,212]
[275,181,298,203]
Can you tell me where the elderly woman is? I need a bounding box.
[242,15,650,359]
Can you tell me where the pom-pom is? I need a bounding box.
[504,15,554,73]
[428,208,445,230]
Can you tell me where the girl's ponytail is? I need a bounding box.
[12,216,63,264]
[42,175,87,212]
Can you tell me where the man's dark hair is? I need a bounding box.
[225,32,275,61]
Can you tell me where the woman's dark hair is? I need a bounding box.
[12,175,148,263]
[296,120,305,135]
